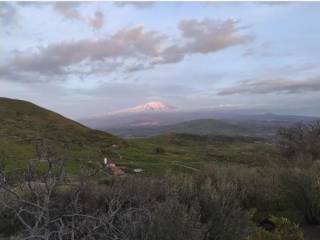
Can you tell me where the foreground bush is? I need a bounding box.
[247,216,304,240]
[0,156,254,240]
[280,168,320,225]
[1,138,315,240]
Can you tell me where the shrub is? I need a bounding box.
[278,121,320,164]
[146,197,204,240]
[247,216,304,240]
[174,173,254,240]
[280,168,320,224]
[154,146,166,154]
[198,178,253,240]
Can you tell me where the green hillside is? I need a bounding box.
[110,133,280,175]
[0,97,124,170]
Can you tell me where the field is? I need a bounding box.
[111,133,280,174]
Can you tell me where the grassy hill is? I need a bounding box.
[0,97,124,171]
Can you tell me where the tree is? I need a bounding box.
[278,121,320,163]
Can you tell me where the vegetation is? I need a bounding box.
[1,98,320,239]
[1,151,317,240]
[247,216,304,240]
[278,121,320,164]
[110,133,279,174]
[107,118,282,138]
[0,97,124,172]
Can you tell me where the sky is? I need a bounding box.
[1,1,320,119]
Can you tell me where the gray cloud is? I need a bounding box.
[179,19,253,54]
[0,2,17,26]
[114,2,154,9]
[1,18,252,82]
[152,19,253,65]
[53,2,83,21]
[12,2,105,29]
[257,2,294,6]
[53,2,105,29]
[89,11,105,29]
[218,77,320,95]
[2,25,164,78]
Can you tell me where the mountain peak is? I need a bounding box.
[108,101,175,115]
[141,101,175,111]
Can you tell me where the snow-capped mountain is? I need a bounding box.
[108,101,176,115]
[79,100,320,131]
[79,101,319,131]
[79,101,178,128]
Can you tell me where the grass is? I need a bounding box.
[110,133,281,175]
[0,97,125,173]
[0,132,279,176]
[0,97,123,148]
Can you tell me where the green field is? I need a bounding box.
[0,132,280,176]
[109,133,281,175]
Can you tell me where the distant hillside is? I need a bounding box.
[106,118,279,138]
[81,102,319,131]
[0,97,124,167]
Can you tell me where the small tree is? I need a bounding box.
[278,121,320,163]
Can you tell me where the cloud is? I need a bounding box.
[179,19,253,54]
[53,2,83,21]
[1,25,165,79]
[153,19,253,65]
[257,2,294,6]
[218,77,320,95]
[0,2,17,26]
[90,11,105,29]
[1,18,252,82]
[243,41,273,57]
[53,2,105,29]
[113,2,154,9]
[11,2,104,29]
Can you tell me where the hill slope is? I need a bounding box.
[0,97,124,168]
[0,97,122,146]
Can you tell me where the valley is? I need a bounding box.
[0,97,320,240]
[0,97,293,174]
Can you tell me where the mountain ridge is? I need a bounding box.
[104,116,320,138]
[80,103,319,130]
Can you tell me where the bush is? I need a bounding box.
[0,206,22,236]
[0,163,255,240]
[174,172,254,240]
[247,216,304,240]
[154,146,166,154]
[278,121,320,164]
[280,168,320,224]
[146,197,204,240]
